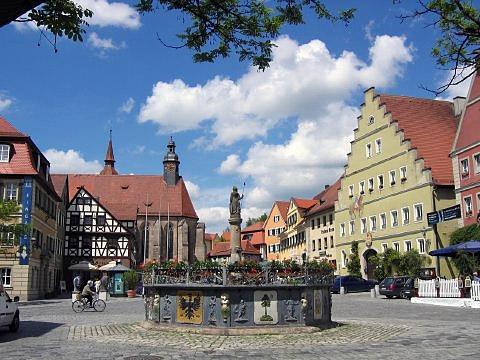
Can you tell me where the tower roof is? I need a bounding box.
[100,130,118,175]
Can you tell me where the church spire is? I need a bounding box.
[100,130,118,175]
[163,136,180,185]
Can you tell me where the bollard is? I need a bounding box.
[340,286,345,295]
[375,284,380,295]
[370,288,376,298]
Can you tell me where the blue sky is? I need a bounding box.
[0,0,473,233]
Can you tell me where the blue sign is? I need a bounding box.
[19,177,33,265]
[427,204,462,226]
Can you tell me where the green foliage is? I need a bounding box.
[371,249,429,280]
[400,0,480,95]
[449,224,480,275]
[122,270,139,290]
[398,250,429,277]
[0,200,30,247]
[450,224,480,245]
[245,213,268,227]
[347,241,362,277]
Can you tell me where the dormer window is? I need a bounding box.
[0,144,10,162]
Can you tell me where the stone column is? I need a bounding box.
[229,215,242,263]
[195,222,206,261]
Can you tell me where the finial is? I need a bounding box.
[109,129,112,141]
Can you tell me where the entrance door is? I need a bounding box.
[364,249,377,280]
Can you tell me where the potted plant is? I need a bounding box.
[123,270,138,298]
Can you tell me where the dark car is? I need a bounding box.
[331,276,378,294]
[399,278,416,299]
[379,276,411,298]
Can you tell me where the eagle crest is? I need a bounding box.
[179,294,201,319]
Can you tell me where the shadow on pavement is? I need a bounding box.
[0,320,63,343]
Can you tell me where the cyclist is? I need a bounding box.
[81,280,95,308]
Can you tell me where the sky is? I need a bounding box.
[0,0,474,234]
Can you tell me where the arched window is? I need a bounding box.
[167,223,173,260]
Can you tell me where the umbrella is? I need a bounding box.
[99,261,117,271]
[107,264,131,273]
[429,240,480,257]
[68,261,98,271]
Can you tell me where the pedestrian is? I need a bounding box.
[94,278,101,293]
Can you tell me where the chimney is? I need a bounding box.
[453,96,466,117]
[324,185,329,190]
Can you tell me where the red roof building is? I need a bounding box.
[451,71,480,226]
[208,239,261,262]
[241,221,265,258]
[264,200,289,260]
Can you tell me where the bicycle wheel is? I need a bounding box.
[93,299,106,312]
[72,300,85,313]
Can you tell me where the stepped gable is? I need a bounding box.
[452,71,480,152]
[308,178,341,216]
[379,95,458,185]
[65,174,197,220]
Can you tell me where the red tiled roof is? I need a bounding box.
[308,178,341,216]
[292,198,318,210]
[379,95,457,185]
[208,239,261,257]
[241,221,265,246]
[242,221,264,232]
[61,174,197,220]
[204,233,218,242]
[221,231,231,242]
[0,117,27,137]
[275,201,289,222]
[51,174,67,198]
[453,72,480,152]
[0,141,37,175]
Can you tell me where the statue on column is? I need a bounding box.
[229,186,243,218]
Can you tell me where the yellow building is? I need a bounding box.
[335,88,462,279]
[263,201,289,261]
[304,180,340,270]
[278,198,317,262]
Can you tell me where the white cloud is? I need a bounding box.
[436,69,471,100]
[14,0,140,31]
[88,32,126,51]
[0,94,13,112]
[119,97,135,114]
[184,180,200,200]
[44,149,103,174]
[365,20,375,42]
[197,206,267,234]
[76,0,140,29]
[139,34,413,147]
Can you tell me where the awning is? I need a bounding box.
[68,261,98,271]
[429,240,480,257]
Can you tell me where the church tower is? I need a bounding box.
[100,130,118,175]
[163,137,180,185]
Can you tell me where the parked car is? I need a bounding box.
[399,278,416,299]
[0,278,20,332]
[331,276,378,294]
[379,276,412,298]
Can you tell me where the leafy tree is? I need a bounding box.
[450,224,480,245]
[0,200,30,247]
[371,249,429,280]
[245,213,267,227]
[347,240,362,277]
[400,0,480,95]
[398,250,429,277]
[449,224,480,275]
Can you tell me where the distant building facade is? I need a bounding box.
[263,201,288,261]
[335,89,461,279]
[241,221,265,259]
[451,72,480,226]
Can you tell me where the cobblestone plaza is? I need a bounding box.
[1,294,479,359]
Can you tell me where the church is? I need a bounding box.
[52,136,206,281]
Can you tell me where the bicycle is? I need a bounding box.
[72,294,106,313]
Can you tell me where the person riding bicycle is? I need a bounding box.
[81,280,95,307]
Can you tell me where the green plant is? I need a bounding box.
[122,270,138,291]
[347,241,362,277]
[398,250,429,277]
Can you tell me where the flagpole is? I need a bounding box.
[167,203,170,260]
[158,192,161,261]
[143,193,149,265]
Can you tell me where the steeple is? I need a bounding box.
[163,136,180,185]
[100,130,118,175]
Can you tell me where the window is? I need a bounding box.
[340,223,346,237]
[464,196,473,216]
[329,214,333,225]
[97,215,106,226]
[461,158,469,177]
[348,185,354,197]
[322,216,327,227]
[375,138,382,154]
[5,183,18,201]
[0,144,10,162]
[341,250,348,268]
[311,219,315,230]
[330,236,334,248]
[368,115,375,125]
[70,214,80,226]
[414,204,423,222]
[381,243,388,253]
[1,268,12,286]
[477,193,480,210]
[404,240,412,252]
[417,238,426,254]
[359,181,365,195]
[349,220,355,235]
[312,240,315,251]
[76,197,84,205]
[402,207,410,225]
[393,242,400,252]
[0,232,15,246]
[400,166,407,182]
[370,216,377,232]
[380,213,387,229]
[389,170,396,186]
[274,215,280,223]
[316,218,320,228]
[474,154,480,174]
[378,175,384,189]
[366,143,372,158]
[368,178,374,192]
[361,218,367,233]
[391,210,399,227]
[324,237,328,249]
[83,215,93,225]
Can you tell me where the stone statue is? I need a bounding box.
[234,299,248,322]
[229,186,244,218]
